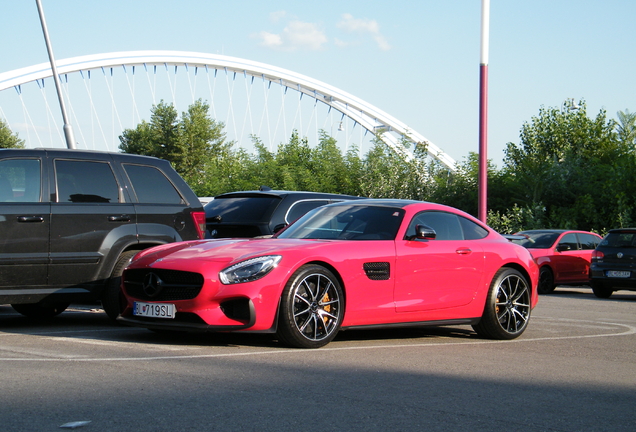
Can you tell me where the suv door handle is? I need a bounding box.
[108,215,132,222]
[17,215,45,223]
[456,248,472,255]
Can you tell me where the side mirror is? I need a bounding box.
[414,224,436,240]
[556,244,571,252]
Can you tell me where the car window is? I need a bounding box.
[459,216,489,240]
[0,158,41,202]
[601,232,636,248]
[406,211,463,240]
[278,205,404,240]
[513,232,560,249]
[578,233,600,250]
[55,160,119,203]
[205,196,281,222]
[286,200,330,223]
[124,164,184,204]
[558,233,579,251]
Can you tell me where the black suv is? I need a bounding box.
[205,188,362,238]
[589,228,636,298]
[0,148,205,319]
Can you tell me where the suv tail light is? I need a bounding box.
[191,212,206,239]
[591,250,604,262]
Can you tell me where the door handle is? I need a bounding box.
[17,215,45,223]
[456,248,472,255]
[108,215,131,222]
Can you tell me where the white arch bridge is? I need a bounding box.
[0,50,456,170]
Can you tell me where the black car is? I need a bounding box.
[0,148,205,320]
[204,188,362,238]
[589,228,636,298]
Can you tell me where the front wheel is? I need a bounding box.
[277,265,344,349]
[11,302,69,319]
[473,268,531,340]
[102,250,138,321]
[537,267,555,294]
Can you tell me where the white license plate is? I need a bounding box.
[607,270,631,278]
[133,302,176,319]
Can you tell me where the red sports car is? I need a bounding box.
[118,200,539,348]
[511,230,602,294]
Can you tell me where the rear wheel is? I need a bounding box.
[473,268,531,340]
[11,302,69,319]
[537,267,555,294]
[591,281,613,299]
[277,265,344,349]
[102,250,138,321]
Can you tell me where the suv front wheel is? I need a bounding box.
[102,250,138,321]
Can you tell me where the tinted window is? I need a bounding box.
[601,232,636,248]
[0,158,41,202]
[56,160,118,203]
[286,200,330,223]
[124,164,183,204]
[579,233,600,250]
[459,216,489,240]
[278,205,404,240]
[558,233,579,251]
[406,211,463,240]
[205,196,281,223]
[513,231,560,249]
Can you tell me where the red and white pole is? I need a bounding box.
[478,0,490,223]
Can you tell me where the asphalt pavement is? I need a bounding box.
[0,287,634,432]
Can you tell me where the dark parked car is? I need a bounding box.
[204,188,362,238]
[589,228,636,298]
[0,148,205,320]
[511,229,602,294]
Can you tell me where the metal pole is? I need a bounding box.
[35,0,76,149]
[478,0,490,223]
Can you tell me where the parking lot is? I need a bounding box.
[1,288,634,432]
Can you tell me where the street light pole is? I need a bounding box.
[35,0,76,149]
[478,0,490,223]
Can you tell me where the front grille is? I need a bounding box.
[124,268,204,301]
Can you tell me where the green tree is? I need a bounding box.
[119,99,231,194]
[616,109,636,148]
[0,119,25,149]
[503,99,627,231]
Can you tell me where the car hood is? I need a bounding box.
[130,238,330,269]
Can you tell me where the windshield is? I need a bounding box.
[512,231,560,249]
[277,204,405,240]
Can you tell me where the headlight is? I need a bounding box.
[219,255,282,285]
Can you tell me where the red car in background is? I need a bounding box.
[511,230,602,294]
[119,200,539,348]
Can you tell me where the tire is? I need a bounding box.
[473,267,531,340]
[591,281,613,299]
[277,265,344,349]
[102,250,138,321]
[537,267,556,294]
[11,302,69,319]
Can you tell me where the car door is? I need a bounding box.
[49,153,136,286]
[121,162,196,243]
[394,211,485,313]
[0,156,49,287]
[553,232,589,284]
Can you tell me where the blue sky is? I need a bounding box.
[1,0,634,167]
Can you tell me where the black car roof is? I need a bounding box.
[214,189,362,200]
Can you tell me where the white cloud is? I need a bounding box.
[269,11,287,23]
[255,20,328,52]
[337,13,391,51]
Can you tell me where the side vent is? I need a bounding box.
[363,262,390,280]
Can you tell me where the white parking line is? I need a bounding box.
[0,317,633,362]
